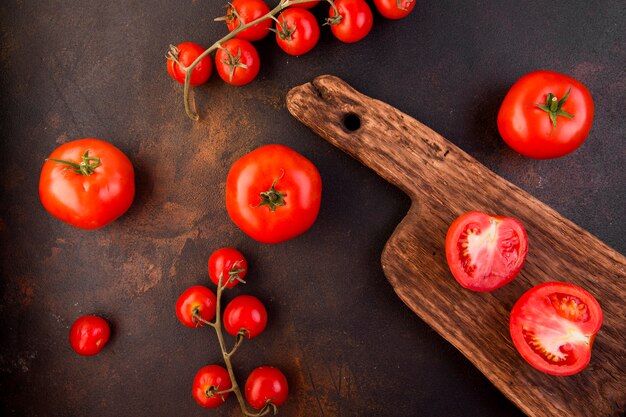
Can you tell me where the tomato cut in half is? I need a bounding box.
[445,211,528,291]
[510,282,602,376]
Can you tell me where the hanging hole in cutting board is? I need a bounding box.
[343,113,361,132]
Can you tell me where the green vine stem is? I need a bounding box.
[170,0,339,121]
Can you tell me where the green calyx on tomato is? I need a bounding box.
[535,87,574,130]
[275,16,297,41]
[47,150,101,176]
[218,46,248,83]
[258,173,286,212]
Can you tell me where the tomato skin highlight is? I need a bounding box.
[176,286,217,328]
[226,0,272,42]
[226,144,322,244]
[69,316,111,356]
[497,70,594,159]
[192,365,232,408]
[245,366,288,409]
[329,0,374,43]
[166,42,212,86]
[39,138,135,230]
[208,247,248,288]
[373,0,416,19]
[223,295,268,339]
[275,8,320,56]
[215,39,260,86]
[445,211,528,292]
[510,282,602,376]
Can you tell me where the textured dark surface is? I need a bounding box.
[0,1,624,417]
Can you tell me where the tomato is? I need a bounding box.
[497,70,594,159]
[69,315,110,356]
[223,295,267,339]
[39,138,135,230]
[510,282,602,376]
[445,211,528,292]
[288,0,320,9]
[166,42,212,86]
[245,366,288,410]
[225,144,322,244]
[176,286,217,328]
[328,0,373,43]
[226,0,272,42]
[215,39,260,86]
[208,247,248,288]
[373,0,415,19]
[192,365,232,408]
[275,8,320,56]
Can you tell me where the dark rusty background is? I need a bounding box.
[0,1,624,416]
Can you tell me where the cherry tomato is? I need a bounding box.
[208,247,248,288]
[373,0,415,19]
[192,365,232,408]
[39,138,135,230]
[275,8,320,56]
[245,366,288,410]
[289,0,320,9]
[497,70,594,159]
[176,286,217,328]
[226,0,272,42]
[328,0,373,43]
[510,282,602,376]
[223,295,267,339]
[69,315,110,356]
[215,39,260,86]
[445,211,528,292]
[166,42,212,86]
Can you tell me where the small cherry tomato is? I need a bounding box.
[497,70,594,159]
[223,295,267,339]
[226,144,322,244]
[245,366,288,410]
[215,39,260,86]
[39,138,135,230]
[328,0,373,43]
[445,211,528,292]
[69,315,111,356]
[226,0,272,42]
[510,282,602,376]
[176,286,217,328]
[208,247,248,288]
[373,0,415,19]
[166,42,212,86]
[192,365,232,408]
[275,8,320,56]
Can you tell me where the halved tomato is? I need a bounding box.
[445,211,528,291]
[510,282,602,376]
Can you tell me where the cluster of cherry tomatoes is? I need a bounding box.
[166,0,416,88]
[176,248,289,412]
[445,211,603,376]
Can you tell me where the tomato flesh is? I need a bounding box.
[510,282,602,376]
[446,211,528,291]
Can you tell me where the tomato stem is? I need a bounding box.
[535,87,574,131]
[46,150,101,176]
[257,170,286,212]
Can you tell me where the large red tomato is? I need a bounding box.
[225,144,322,244]
[39,138,135,230]
[510,282,602,376]
[497,70,594,159]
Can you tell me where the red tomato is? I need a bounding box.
[192,365,232,408]
[289,0,320,9]
[223,295,267,339]
[69,316,110,356]
[166,42,212,86]
[39,138,135,230]
[215,39,260,86]
[445,211,528,292]
[328,0,373,43]
[497,70,594,159]
[510,282,602,376]
[176,286,217,328]
[373,0,415,19]
[245,366,288,410]
[208,247,248,288]
[275,8,320,56]
[225,144,322,244]
[226,0,272,42]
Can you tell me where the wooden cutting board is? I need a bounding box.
[286,75,625,417]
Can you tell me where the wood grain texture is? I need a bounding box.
[286,75,626,417]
